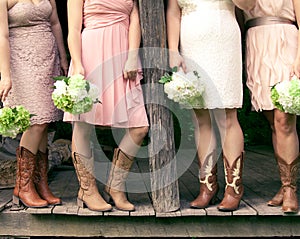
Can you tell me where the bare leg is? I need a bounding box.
[119,126,149,158]
[214,109,244,165]
[20,123,48,154]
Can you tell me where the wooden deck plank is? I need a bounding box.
[0,145,300,222]
[0,189,12,212]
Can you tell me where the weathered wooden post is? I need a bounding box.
[138,0,180,213]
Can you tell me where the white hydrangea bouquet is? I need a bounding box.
[52,74,100,115]
[159,67,204,108]
[0,105,31,138]
[271,75,300,115]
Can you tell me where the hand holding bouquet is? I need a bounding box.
[52,74,100,115]
[0,106,31,138]
[159,67,204,108]
[271,75,300,115]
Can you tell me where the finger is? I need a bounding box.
[123,71,129,80]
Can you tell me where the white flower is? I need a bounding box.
[162,69,204,108]
[271,76,300,115]
[52,74,100,114]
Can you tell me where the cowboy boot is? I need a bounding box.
[13,146,48,208]
[103,148,135,211]
[34,150,62,205]
[217,152,244,212]
[276,155,299,213]
[190,150,219,208]
[72,151,112,212]
[267,186,284,207]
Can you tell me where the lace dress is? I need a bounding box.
[177,0,243,109]
[63,0,149,128]
[5,0,62,124]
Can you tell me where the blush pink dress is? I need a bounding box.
[63,0,149,128]
[244,0,298,111]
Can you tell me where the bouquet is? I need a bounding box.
[0,106,31,138]
[271,75,300,115]
[159,67,205,108]
[52,74,100,115]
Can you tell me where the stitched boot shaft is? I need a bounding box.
[72,152,112,212]
[217,152,244,212]
[104,148,135,211]
[13,146,48,208]
[276,155,299,213]
[190,150,219,209]
[34,150,61,205]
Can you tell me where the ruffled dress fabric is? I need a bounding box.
[244,0,298,111]
[63,0,149,128]
[5,0,63,125]
[177,0,243,109]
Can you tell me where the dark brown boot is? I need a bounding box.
[34,150,62,205]
[103,148,135,211]
[217,152,244,212]
[72,152,112,212]
[276,155,299,214]
[13,146,48,208]
[190,150,219,209]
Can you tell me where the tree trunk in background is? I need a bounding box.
[138,0,180,213]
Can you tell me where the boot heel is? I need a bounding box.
[209,192,219,205]
[12,195,21,206]
[77,198,86,208]
[102,190,114,205]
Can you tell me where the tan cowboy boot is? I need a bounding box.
[276,155,299,214]
[267,186,284,207]
[190,150,219,208]
[13,146,48,208]
[217,152,244,212]
[104,148,135,211]
[34,150,62,205]
[72,152,112,212]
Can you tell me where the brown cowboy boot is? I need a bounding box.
[72,152,112,212]
[217,152,244,212]
[34,150,62,205]
[267,186,284,207]
[13,146,48,208]
[190,150,219,208]
[276,155,299,214]
[103,148,135,211]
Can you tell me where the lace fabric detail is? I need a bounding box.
[4,0,63,125]
[178,0,243,109]
[177,0,197,16]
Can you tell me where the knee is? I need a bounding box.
[30,124,48,135]
[274,114,296,135]
[138,126,149,139]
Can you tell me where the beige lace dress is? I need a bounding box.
[4,0,63,124]
[177,0,243,109]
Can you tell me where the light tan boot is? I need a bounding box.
[276,155,299,214]
[34,150,62,205]
[13,146,48,208]
[104,148,135,211]
[217,152,244,212]
[72,152,112,212]
[190,150,219,209]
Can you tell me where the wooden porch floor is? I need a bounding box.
[1,145,300,238]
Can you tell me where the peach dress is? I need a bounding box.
[63,0,149,128]
[244,0,298,111]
